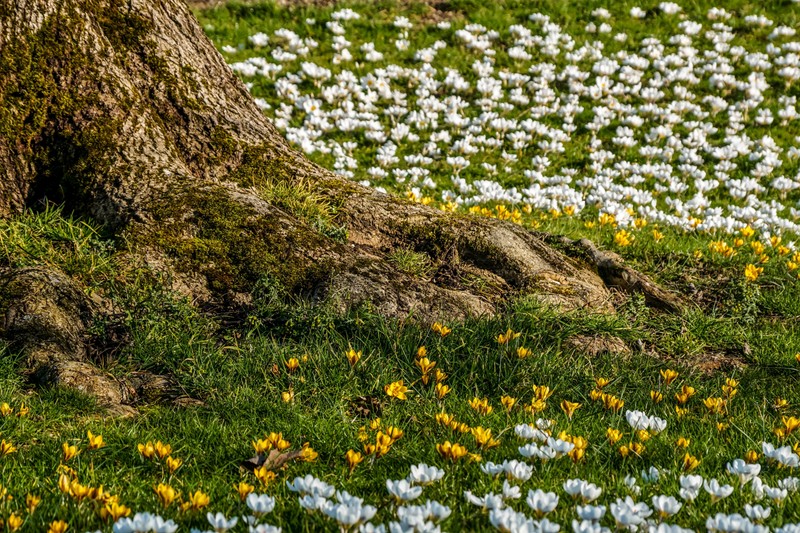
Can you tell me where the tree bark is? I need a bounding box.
[0,0,681,410]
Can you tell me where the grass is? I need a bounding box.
[257,177,348,242]
[200,0,800,207]
[387,249,434,278]
[0,0,799,530]
[0,210,799,530]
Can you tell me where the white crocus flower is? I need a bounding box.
[516,424,549,442]
[680,474,704,495]
[408,464,445,485]
[766,486,789,504]
[323,500,377,527]
[113,513,179,533]
[504,460,533,482]
[565,478,602,502]
[704,478,734,502]
[572,519,610,533]
[464,490,505,510]
[206,512,238,532]
[705,513,766,533]
[287,475,335,497]
[481,461,506,476]
[526,489,559,516]
[751,477,767,500]
[648,416,667,434]
[610,497,652,528]
[299,494,330,512]
[246,493,276,516]
[726,458,761,484]
[648,525,694,533]
[489,508,537,532]
[625,410,651,430]
[641,466,660,483]
[745,504,772,521]
[576,504,606,521]
[775,526,800,533]
[386,479,423,502]
[651,495,682,518]
[624,475,641,496]
[779,477,800,492]
[546,437,575,456]
[249,525,282,533]
[502,480,521,500]
[563,478,584,498]
[519,443,540,458]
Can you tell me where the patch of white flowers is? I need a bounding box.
[103,452,800,532]
[222,3,800,243]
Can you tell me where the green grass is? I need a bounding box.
[0,211,799,530]
[199,0,800,210]
[387,248,434,278]
[196,0,800,297]
[257,177,348,242]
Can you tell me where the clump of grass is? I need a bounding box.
[258,177,347,241]
[387,248,434,278]
[0,203,115,283]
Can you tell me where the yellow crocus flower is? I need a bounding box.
[137,442,155,459]
[25,494,41,514]
[285,357,299,372]
[154,441,171,460]
[744,263,763,282]
[87,431,104,451]
[253,465,276,486]
[166,456,182,474]
[346,348,361,367]
[500,395,517,412]
[62,443,79,462]
[0,439,17,456]
[345,450,363,471]
[47,521,68,533]
[234,481,254,501]
[384,380,409,400]
[6,512,22,531]
[660,369,678,385]
[683,453,700,471]
[560,400,581,420]
[154,483,179,508]
[435,383,451,399]
[186,489,210,510]
[101,502,131,521]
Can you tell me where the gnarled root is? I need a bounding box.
[0,267,179,416]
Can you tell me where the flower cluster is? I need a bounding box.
[224,2,800,280]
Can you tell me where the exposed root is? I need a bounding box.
[566,335,632,357]
[0,267,179,415]
[545,234,685,314]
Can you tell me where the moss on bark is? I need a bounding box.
[133,186,334,296]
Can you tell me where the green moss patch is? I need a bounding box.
[135,186,334,296]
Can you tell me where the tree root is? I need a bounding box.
[544,234,685,313]
[0,267,180,416]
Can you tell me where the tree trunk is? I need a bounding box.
[0,0,681,410]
